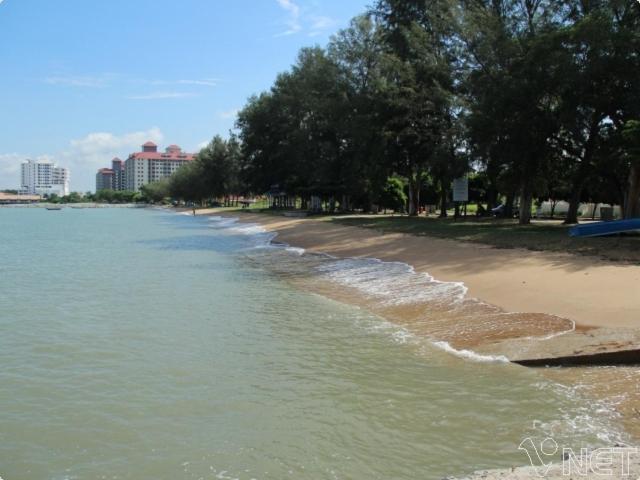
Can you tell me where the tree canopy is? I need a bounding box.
[164,0,640,222]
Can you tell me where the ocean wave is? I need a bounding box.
[315,257,467,306]
[431,340,511,363]
[187,213,573,363]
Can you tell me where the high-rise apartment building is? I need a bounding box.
[21,159,70,196]
[111,158,125,191]
[96,168,114,191]
[95,158,126,192]
[124,142,195,192]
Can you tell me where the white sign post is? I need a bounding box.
[452,177,469,219]
[452,177,469,202]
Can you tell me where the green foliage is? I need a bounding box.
[140,179,171,204]
[622,120,640,158]
[378,177,407,212]
[166,135,244,202]
[91,190,141,203]
[167,0,640,222]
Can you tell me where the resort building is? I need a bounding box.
[111,158,126,191]
[21,159,70,196]
[95,158,126,192]
[124,142,195,192]
[0,192,41,204]
[96,168,114,191]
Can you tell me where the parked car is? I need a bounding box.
[491,204,519,218]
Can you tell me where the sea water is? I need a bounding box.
[0,208,623,480]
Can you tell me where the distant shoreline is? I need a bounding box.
[0,202,150,208]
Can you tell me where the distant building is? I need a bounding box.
[96,168,114,191]
[124,142,195,192]
[0,192,41,204]
[95,158,126,192]
[21,159,70,196]
[111,158,126,191]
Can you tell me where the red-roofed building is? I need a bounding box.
[96,168,114,192]
[125,142,195,192]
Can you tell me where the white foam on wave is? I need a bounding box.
[207,216,240,228]
[531,380,628,445]
[315,257,467,306]
[285,246,306,255]
[206,215,295,251]
[539,319,576,340]
[431,340,511,363]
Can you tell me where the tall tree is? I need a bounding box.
[375,0,458,215]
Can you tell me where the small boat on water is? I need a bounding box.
[46,207,63,211]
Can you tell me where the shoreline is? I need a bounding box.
[187,209,640,442]
[189,209,640,359]
[224,211,640,330]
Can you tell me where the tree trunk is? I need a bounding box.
[519,185,533,225]
[486,187,498,211]
[504,191,515,218]
[624,164,640,219]
[341,194,351,213]
[550,200,557,219]
[439,187,448,218]
[328,196,336,213]
[408,177,420,216]
[565,121,599,224]
[564,185,583,224]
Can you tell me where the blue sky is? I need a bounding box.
[0,0,370,191]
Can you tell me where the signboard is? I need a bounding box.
[452,177,469,202]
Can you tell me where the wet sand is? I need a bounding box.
[219,212,640,330]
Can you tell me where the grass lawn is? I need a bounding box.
[331,215,640,263]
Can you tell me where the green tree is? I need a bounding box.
[375,0,458,216]
[378,176,407,213]
[140,178,171,203]
[621,120,640,218]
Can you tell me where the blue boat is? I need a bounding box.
[569,218,640,237]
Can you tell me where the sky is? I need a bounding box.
[0,0,370,192]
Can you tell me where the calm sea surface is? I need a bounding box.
[0,208,622,479]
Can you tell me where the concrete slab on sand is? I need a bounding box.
[475,327,640,366]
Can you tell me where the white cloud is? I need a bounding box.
[44,75,110,88]
[0,153,24,189]
[61,127,165,191]
[43,75,219,93]
[275,0,302,36]
[126,91,197,100]
[274,0,338,37]
[309,15,338,36]
[148,78,220,87]
[68,127,164,161]
[218,108,240,120]
[177,79,219,87]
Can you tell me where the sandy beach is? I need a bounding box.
[203,211,640,330]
